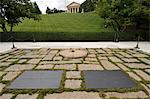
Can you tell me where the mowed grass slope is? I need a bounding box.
[1,13,140,41]
[14,13,111,33]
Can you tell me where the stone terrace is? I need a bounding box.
[0,48,150,98]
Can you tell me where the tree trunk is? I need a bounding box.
[114,32,119,42]
[10,23,15,43]
[10,23,13,33]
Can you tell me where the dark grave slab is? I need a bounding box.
[83,70,137,89]
[7,71,63,89]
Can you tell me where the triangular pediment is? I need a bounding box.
[67,2,80,7]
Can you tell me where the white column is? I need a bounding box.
[77,7,79,12]
[76,8,77,13]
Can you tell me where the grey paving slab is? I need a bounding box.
[83,70,137,89]
[44,92,101,99]
[7,71,63,89]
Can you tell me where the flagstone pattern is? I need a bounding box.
[0,48,149,98]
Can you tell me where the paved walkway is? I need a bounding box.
[0,48,150,98]
[0,42,150,53]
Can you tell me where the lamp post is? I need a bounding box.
[11,34,16,49]
[12,40,16,49]
[135,34,140,49]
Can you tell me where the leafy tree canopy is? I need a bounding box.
[46,7,65,14]
[80,0,98,12]
[96,0,149,41]
[0,0,40,33]
[32,2,42,14]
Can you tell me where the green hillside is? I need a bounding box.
[1,13,142,41]
[13,13,112,33]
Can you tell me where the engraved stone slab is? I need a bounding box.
[7,71,63,89]
[83,70,137,89]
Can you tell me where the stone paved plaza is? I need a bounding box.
[0,48,150,98]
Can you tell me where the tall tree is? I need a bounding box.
[96,0,149,42]
[0,0,40,33]
[80,0,98,12]
[33,2,41,14]
[46,7,52,14]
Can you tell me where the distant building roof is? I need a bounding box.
[67,2,80,8]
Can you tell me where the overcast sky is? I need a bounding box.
[31,0,86,14]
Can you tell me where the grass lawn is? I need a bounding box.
[0,12,142,41]
[14,12,111,33]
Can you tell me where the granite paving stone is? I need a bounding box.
[118,52,133,57]
[20,55,43,59]
[116,63,130,71]
[124,63,150,69]
[88,49,97,54]
[108,57,123,62]
[97,54,113,57]
[49,50,58,54]
[2,71,21,81]
[78,64,104,70]
[54,64,76,70]
[141,83,150,95]
[15,94,38,99]
[0,94,14,99]
[83,61,99,64]
[87,54,96,58]
[145,69,150,74]
[0,62,12,67]
[63,58,83,61]
[121,58,140,63]
[66,71,81,79]
[127,49,139,54]
[138,58,150,65]
[104,91,147,98]
[0,83,5,92]
[114,53,124,58]
[5,64,36,71]
[147,84,150,89]
[44,92,101,99]
[64,80,82,89]
[6,59,18,62]
[85,58,98,62]
[27,59,41,64]
[134,70,150,81]
[96,49,106,54]
[132,54,149,57]
[103,48,112,52]
[42,54,56,61]
[0,54,9,60]
[0,71,6,77]
[127,72,142,81]
[40,60,82,64]
[53,56,63,61]
[35,64,54,69]
[17,59,27,64]
[100,60,120,70]
[97,57,108,60]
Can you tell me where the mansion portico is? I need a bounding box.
[67,2,80,13]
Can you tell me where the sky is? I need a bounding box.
[31,0,86,14]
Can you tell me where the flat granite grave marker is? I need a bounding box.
[7,71,63,89]
[83,70,137,89]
